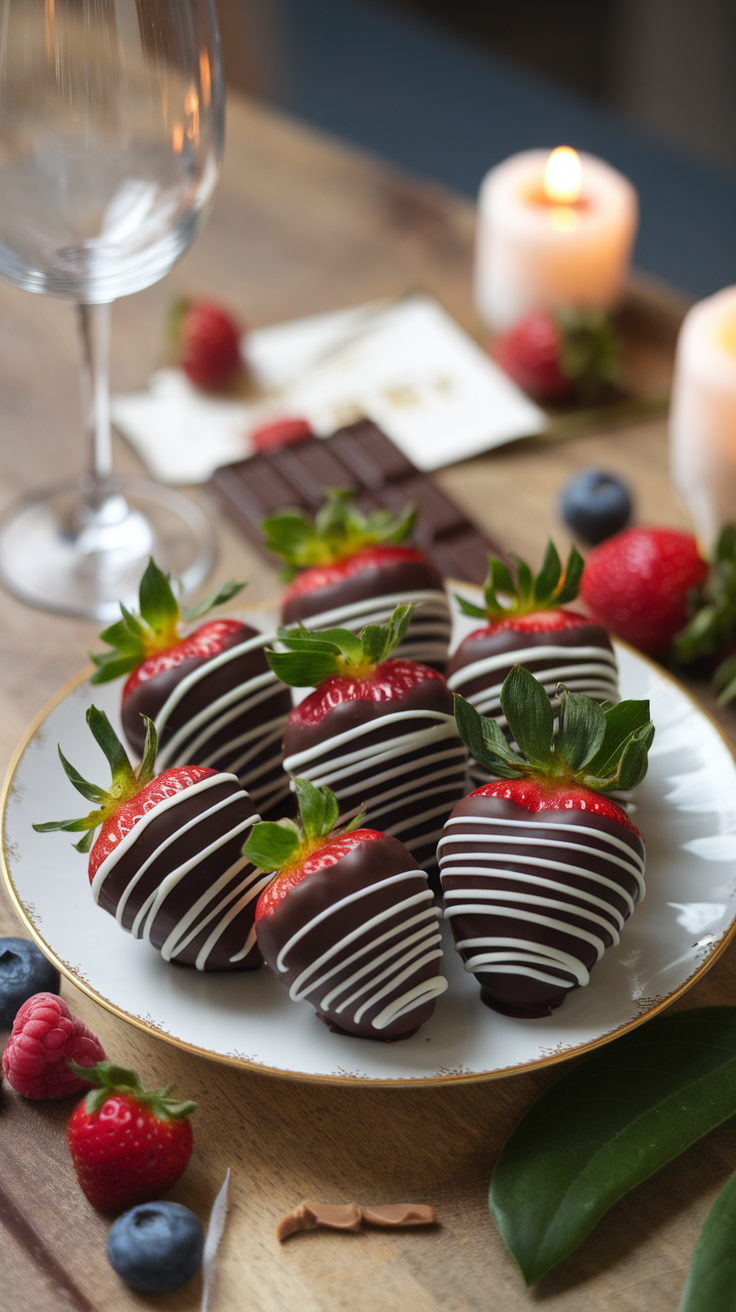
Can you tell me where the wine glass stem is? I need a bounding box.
[77,301,114,507]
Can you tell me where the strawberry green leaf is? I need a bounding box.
[73,830,96,854]
[510,556,533,607]
[57,747,108,804]
[262,490,417,572]
[500,665,554,767]
[294,778,340,841]
[679,1166,736,1312]
[242,821,300,872]
[138,717,158,787]
[181,578,246,622]
[609,722,655,791]
[344,806,367,832]
[554,687,606,771]
[584,700,653,780]
[267,649,341,688]
[489,1008,736,1287]
[86,706,136,792]
[489,557,515,604]
[453,695,527,777]
[453,595,488,620]
[555,544,585,606]
[534,539,562,604]
[89,654,142,685]
[96,617,144,655]
[138,557,180,634]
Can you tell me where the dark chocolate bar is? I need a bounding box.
[210,419,500,584]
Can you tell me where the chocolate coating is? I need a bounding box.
[94,773,267,971]
[446,621,619,786]
[439,793,645,1017]
[122,623,293,821]
[256,833,446,1038]
[282,673,468,872]
[282,557,451,671]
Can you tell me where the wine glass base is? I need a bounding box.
[0,478,216,620]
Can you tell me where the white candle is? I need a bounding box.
[670,286,736,547]
[474,148,639,331]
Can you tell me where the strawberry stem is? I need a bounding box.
[454,539,584,623]
[242,779,365,874]
[266,603,414,688]
[68,1060,197,1119]
[262,489,417,578]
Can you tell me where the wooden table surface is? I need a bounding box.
[2,93,735,1312]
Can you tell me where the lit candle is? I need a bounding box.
[670,287,736,547]
[474,148,639,331]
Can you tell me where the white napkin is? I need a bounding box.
[111,294,546,483]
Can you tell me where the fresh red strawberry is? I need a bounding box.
[89,559,291,818]
[447,541,618,782]
[581,526,708,657]
[250,416,314,452]
[243,778,447,1038]
[267,605,467,873]
[66,1061,196,1210]
[264,489,451,671]
[2,993,105,1099]
[169,297,243,390]
[494,306,618,402]
[443,667,652,1017]
[33,710,265,971]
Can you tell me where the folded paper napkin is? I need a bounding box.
[111,294,546,483]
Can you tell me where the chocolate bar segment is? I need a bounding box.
[210,419,500,584]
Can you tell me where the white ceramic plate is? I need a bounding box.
[4,592,736,1086]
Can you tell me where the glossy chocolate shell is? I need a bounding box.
[446,620,619,785]
[283,672,468,872]
[92,771,268,970]
[256,832,447,1038]
[438,792,645,1017]
[122,623,292,821]
[282,556,452,671]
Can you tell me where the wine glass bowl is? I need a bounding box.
[0,0,225,618]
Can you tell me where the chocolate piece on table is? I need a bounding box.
[360,1204,436,1228]
[210,419,499,585]
[277,1202,362,1241]
[276,1200,436,1241]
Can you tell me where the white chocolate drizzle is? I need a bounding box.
[152,630,291,813]
[297,589,452,667]
[439,811,645,994]
[284,710,468,859]
[93,773,267,970]
[275,869,448,1030]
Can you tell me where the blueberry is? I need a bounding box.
[0,938,60,1028]
[559,468,632,545]
[107,1202,204,1293]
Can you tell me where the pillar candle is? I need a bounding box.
[670,286,736,547]
[475,148,639,331]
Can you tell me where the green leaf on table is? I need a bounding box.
[489,1008,736,1286]
[680,1167,736,1312]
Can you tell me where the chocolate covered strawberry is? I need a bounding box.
[34,709,269,971]
[447,541,618,783]
[91,558,292,820]
[440,668,652,1018]
[263,490,452,670]
[267,605,468,872]
[244,778,447,1039]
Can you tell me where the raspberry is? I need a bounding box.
[2,992,105,1099]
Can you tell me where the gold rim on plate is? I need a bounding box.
[3,601,736,1086]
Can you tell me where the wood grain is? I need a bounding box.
[0,92,734,1311]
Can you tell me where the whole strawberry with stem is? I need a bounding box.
[169,296,244,391]
[440,667,652,1019]
[447,540,618,781]
[244,778,447,1039]
[263,489,451,671]
[67,1061,196,1210]
[494,306,619,403]
[91,558,292,819]
[33,708,266,971]
[267,604,467,872]
[581,526,708,657]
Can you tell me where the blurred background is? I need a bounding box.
[214,0,736,299]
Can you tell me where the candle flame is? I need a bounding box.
[544,147,582,204]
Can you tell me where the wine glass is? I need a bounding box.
[0,0,225,619]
